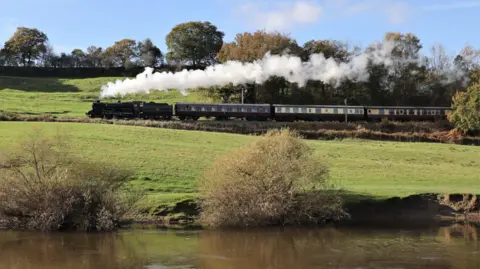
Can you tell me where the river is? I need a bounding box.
[0,224,478,269]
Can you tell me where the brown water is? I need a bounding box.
[0,224,478,269]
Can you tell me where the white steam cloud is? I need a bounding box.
[98,40,467,99]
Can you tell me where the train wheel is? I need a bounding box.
[179,116,186,121]
[192,116,199,121]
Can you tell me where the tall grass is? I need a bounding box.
[198,129,346,227]
[0,129,142,231]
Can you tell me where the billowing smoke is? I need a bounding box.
[98,40,466,98]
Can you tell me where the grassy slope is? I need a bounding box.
[0,76,208,116]
[0,122,478,209]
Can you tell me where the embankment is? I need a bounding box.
[125,193,480,229]
[1,112,479,145]
[342,193,480,226]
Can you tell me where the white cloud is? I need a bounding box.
[423,1,480,10]
[235,0,413,32]
[384,1,411,24]
[323,0,412,25]
[234,0,480,31]
[236,1,323,32]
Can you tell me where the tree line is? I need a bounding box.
[0,22,479,110]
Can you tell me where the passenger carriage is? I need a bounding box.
[174,102,272,121]
[365,106,452,121]
[272,104,366,122]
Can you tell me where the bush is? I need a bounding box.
[449,83,480,135]
[0,131,141,231]
[198,128,345,227]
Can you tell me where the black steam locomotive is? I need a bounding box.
[86,100,452,122]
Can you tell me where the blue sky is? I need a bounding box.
[0,0,478,57]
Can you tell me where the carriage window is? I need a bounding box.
[201,107,206,111]
[191,106,196,111]
[221,107,226,112]
[232,108,237,112]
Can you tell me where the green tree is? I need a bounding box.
[137,38,163,67]
[58,52,73,68]
[423,44,465,106]
[165,21,224,67]
[300,40,357,105]
[384,32,427,105]
[449,83,480,135]
[71,48,86,67]
[3,27,48,66]
[302,39,350,61]
[38,43,57,67]
[85,46,103,67]
[454,45,480,72]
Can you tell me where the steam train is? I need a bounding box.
[86,100,452,122]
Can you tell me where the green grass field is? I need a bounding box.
[0,122,478,209]
[0,76,208,116]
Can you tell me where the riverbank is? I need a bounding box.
[1,122,479,231]
[1,122,479,203]
[1,112,479,145]
[123,193,480,229]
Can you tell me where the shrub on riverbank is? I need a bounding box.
[449,83,480,136]
[0,131,141,231]
[198,128,346,227]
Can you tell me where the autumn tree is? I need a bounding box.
[217,30,301,62]
[166,21,224,67]
[105,39,138,68]
[137,38,162,67]
[215,30,302,103]
[3,27,48,66]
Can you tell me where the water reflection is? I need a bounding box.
[0,224,478,269]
